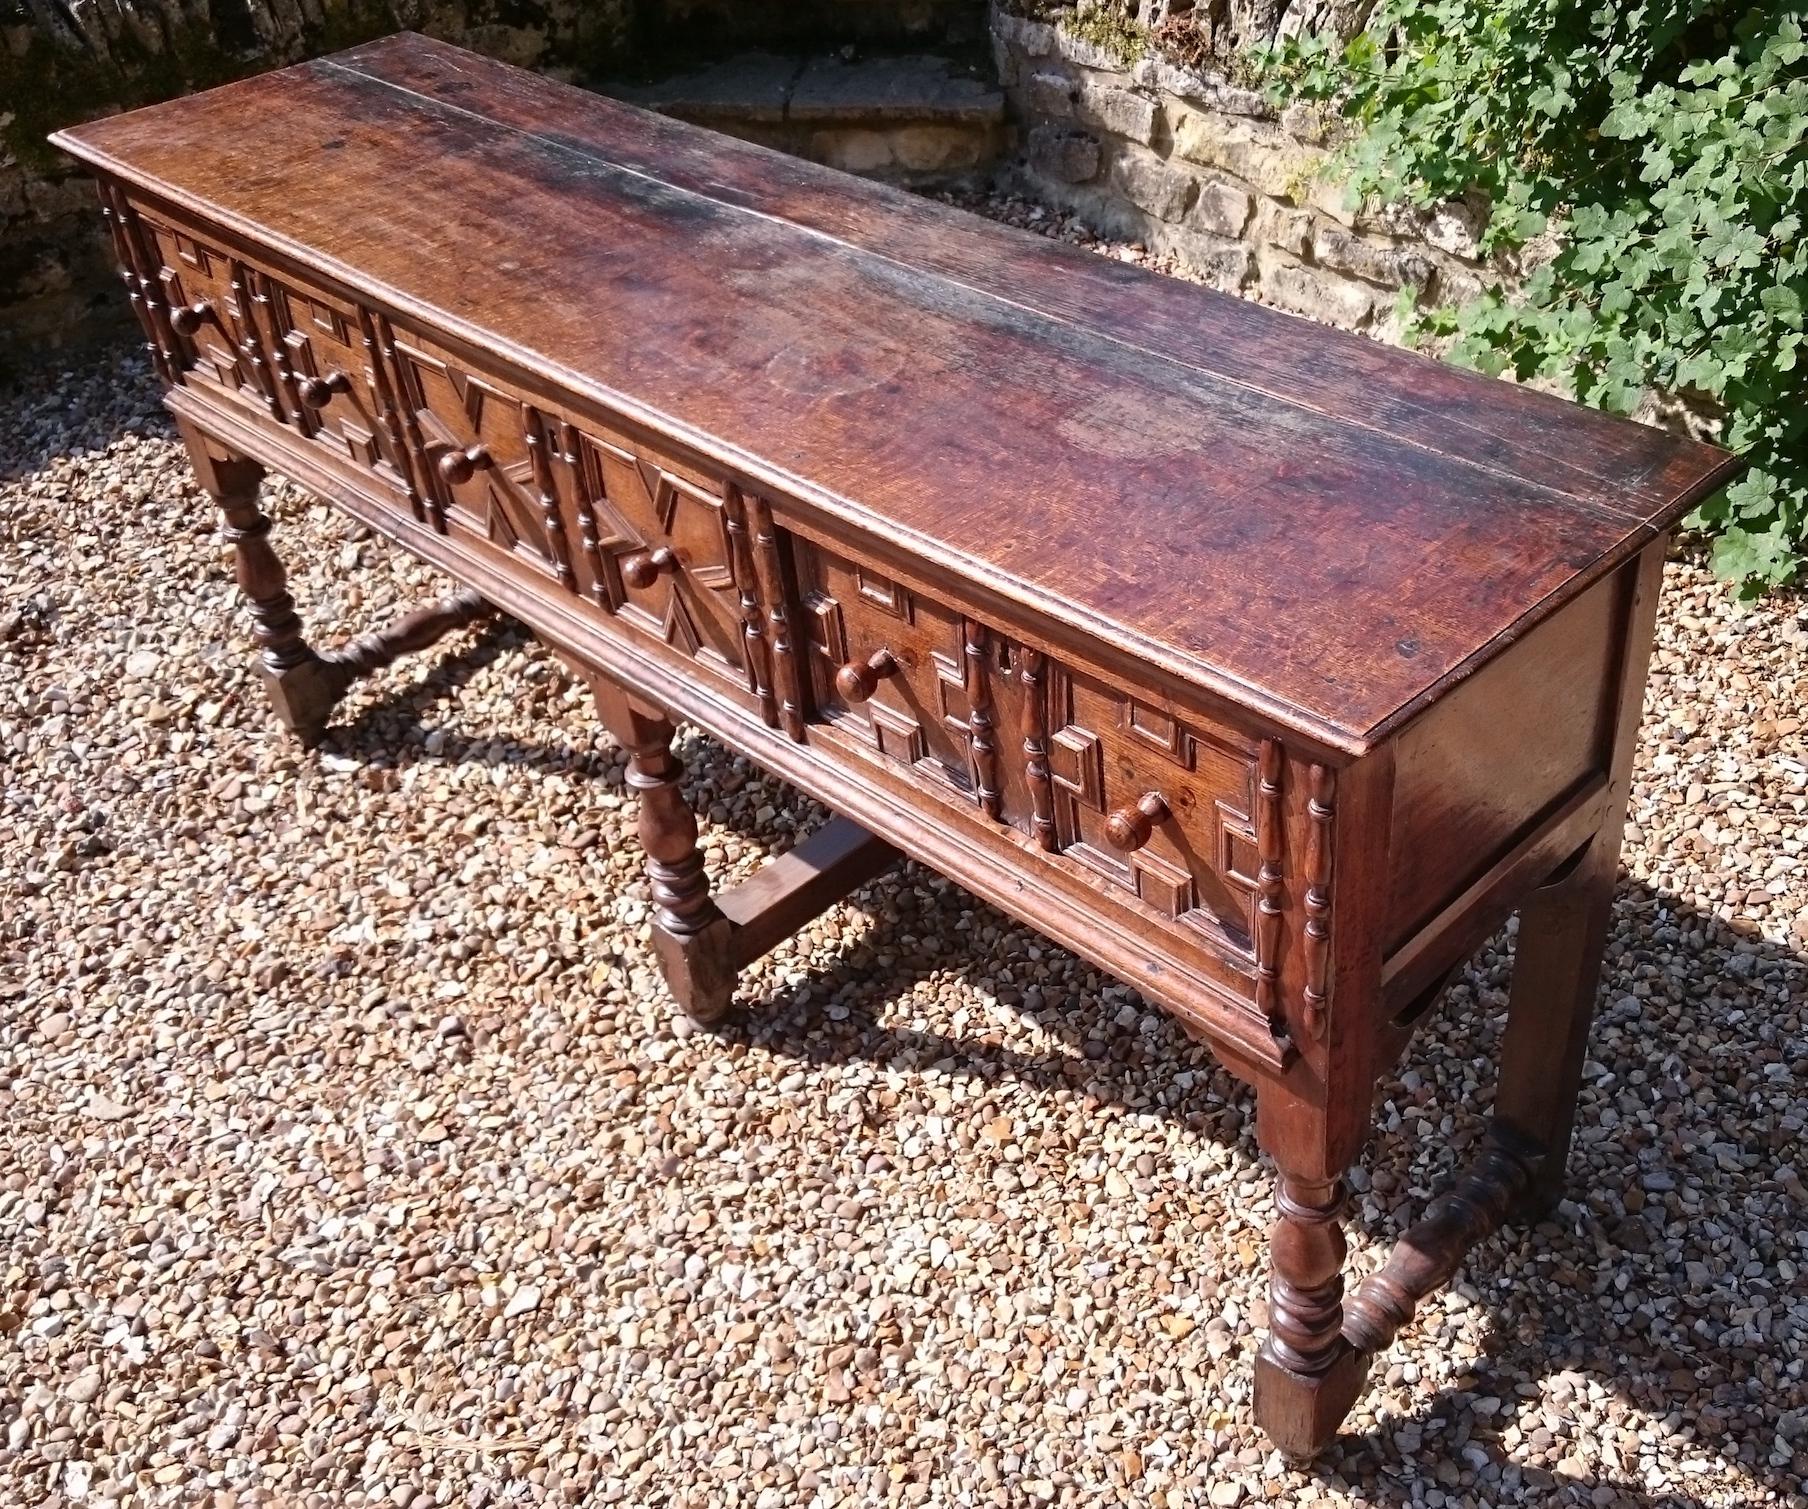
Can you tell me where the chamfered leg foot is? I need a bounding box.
[1253,1166,1369,1458]
[1254,1340,1371,1462]
[649,917,739,1026]
[583,673,738,1024]
[254,586,498,746]
[257,656,353,747]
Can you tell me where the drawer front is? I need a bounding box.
[137,209,280,406]
[795,538,1269,979]
[381,326,774,712]
[120,195,768,715]
[266,279,395,473]
[386,329,583,588]
[117,190,1297,1067]
[134,213,256,398]
[132,206,412,490]
[1043,660,1266,961]
[796,540,1011,806]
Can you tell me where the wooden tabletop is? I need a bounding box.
[53,32,1737,753]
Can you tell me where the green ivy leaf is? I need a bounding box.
[1254,0,1808,593]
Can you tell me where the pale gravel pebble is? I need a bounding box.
[2,212,1804,1509]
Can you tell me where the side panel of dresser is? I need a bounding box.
[1378,553,1648,1019]
[106,181,1361,1080]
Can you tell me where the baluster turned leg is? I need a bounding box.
[177,419,498,746]
[177,418,345,744]
[585,674,738,1024]
[1252,1097,1370,1458]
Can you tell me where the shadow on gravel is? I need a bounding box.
[325,614,529,754]
[280,607,1805,1508]
[0,341,168,486]
[740,868,1806,1509]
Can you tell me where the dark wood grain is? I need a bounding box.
[51,42,1735,753]
[333,33,1732,529]
[1383,568,1624,950]
[54,34,1737,1459]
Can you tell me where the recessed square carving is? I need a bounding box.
[856,565,911,619]
[1134,851,1197,917]
[934,650,970,738]
[1221,819,1260,891]
[283,289,348,344]
[1123,697,1190,765]
[338,418,380,468]
[173,230,210,272]
[805,591,848,667]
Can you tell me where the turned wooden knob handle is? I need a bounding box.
[1105,792,1169,852]
[437,445,491,486]
[835,648,898,703]
[621,545,678,590]
[298,370,352,408]
[168,299,212,335]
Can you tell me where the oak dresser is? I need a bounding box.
[53,32,1739,1457]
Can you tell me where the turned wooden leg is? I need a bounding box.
[178,418,343,743]
[585,675,738,1023]
[576,666,898,1024]
[1252,1096,1370,1458]
[178,419,498,745]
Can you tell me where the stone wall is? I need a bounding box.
[3,0,1478,370]
[992,3,1491,338]
[638,0,988,56]
[609,52,1004,187]
[0,0,1000,371]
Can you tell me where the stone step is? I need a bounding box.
[607,52,1006,183]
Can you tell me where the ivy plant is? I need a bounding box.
[1260,3,1808,592]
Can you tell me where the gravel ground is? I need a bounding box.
[3,214,1806,1507]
